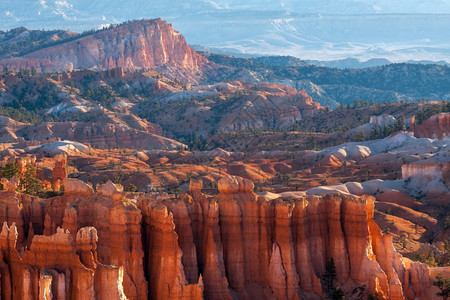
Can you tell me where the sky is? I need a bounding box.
[1,0,449,62]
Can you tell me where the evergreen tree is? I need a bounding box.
[416,111,426,125]
[323,258,337,296]
[0,162,19,180]
[433,274,450,300]
[393,115,405,131]
[21,164,43,197]
[332,286,345,300]
[125,184,137,192]
[370,125,381,140]
[354,131,366,142]
[382,125,391,137]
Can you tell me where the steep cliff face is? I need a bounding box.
[1,186,148,299]
[1,19,211,83]
[0,176,439,299]
[0,222,127,300]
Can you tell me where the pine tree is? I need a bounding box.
[354,131,366,142]
[323,258,337,296]
[22,164,43,197]
[370,125,381,140]
[433,274,450,300]
[0,162,19,180]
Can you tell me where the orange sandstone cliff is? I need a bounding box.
[0,19,213,83]
[0,175,439,299]
[24,19,210,83]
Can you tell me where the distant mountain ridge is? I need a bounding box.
[193,46,450,68]
[254,56,450,69]
[1,1,449,63]
[201,52,450,108]
[1,19,449,111]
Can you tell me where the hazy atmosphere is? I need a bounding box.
[2,0,450,62]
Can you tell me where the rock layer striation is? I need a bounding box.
[0,176,439,299]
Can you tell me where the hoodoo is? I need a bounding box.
[0,176,439,299]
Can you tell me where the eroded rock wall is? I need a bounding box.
[20,19,208,83]
[0,176,439,299]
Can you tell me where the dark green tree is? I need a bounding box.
[393,115,405,131]
[332,286,345,300]
[354,131,366,142]
[22,164,43,197]
[125,184,137,192]
[382,125,391,137]
[370,125,381,140]
[416,111,426,125]
[0,162,19,180]
[433,274,450,300]
[323,258,337,297]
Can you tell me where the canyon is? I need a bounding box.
[0,175,441,299]
[0,116,448,299]
[0,17,448,300]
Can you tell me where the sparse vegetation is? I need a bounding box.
[0,162,19,180]
[322,258,346,299]
[433,274,450,300]
[125,184,137,192]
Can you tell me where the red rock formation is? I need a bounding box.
[0,176,19,192]
[51,154,67,184]
[63,178,94,196]
[19,19,209,83]
[139,203,203,299]
[414,113,450,139]
[0,222,126,300]
[0,176,440,299]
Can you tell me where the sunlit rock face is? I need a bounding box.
[0,176,439,299]
[1,19,211,83]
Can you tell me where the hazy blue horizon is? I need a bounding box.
[2,1,449,63]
